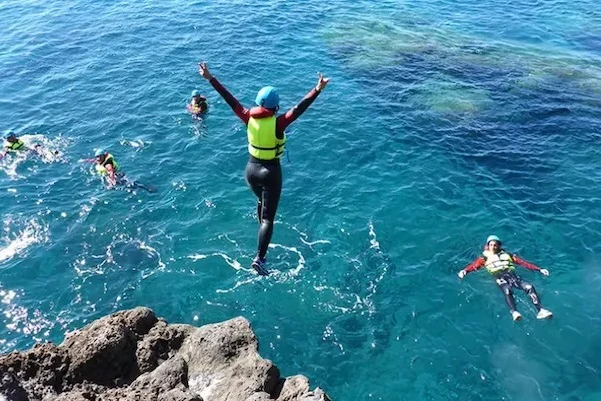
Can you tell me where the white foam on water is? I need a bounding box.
[299,237,331,247]
[187,252,243,271]
[136,240,166,270]
[216,276,258,294]
[188,254,209,261]
[0,151,26,178]
[119,138,146,149]
[19,134,68,163]
[172,179,187,191]
[269,243,306,277]
[0,289,17,304]
[0,219,49,262]
[217,234,238,247]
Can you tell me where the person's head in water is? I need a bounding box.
[486,235,501,253]
[255,86,279,112]
[4,131,18,143]
[190,90,207,109]
[95,148,108,163]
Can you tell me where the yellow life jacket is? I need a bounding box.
[95,154,120,176]
[8,140,25,151]
[247,116,285,160]
[482,250,515,275]
[188,102,206,115]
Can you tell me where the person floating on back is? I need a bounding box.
[90,149,156,193]
[187,90,208,117]
[458,235,553,321]
[198,62,330,275]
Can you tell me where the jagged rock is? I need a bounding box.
[180,317,280,401]
[158,388,203,401]
[130,355,188,395]
[0,308,330,401]
[275,375,310,401]
[0,369,28,401]
[53,390,96,401]
[245,392,273,401]
[61,307,158,387]
[0,342,69,400]
[299,388,331,401]
[136,321,194,374]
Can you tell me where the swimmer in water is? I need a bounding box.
[457,235,553,321]
[90,148,156,193]
[187,90,208,117]
[0,130,58,160]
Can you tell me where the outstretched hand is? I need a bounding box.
[540,269,550,276]
[316,72,330,92]
[457,270,467,279]
[198,62,213,80]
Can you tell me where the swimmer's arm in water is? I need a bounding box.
[511,254,548,275]
[105,164,117,186]
[457,257,485,278]
[198,62,250,124]
[0,144,25,158]
[278,72,330,131]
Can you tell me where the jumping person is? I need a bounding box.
[198,62,330,275]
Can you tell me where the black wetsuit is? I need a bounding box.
[208,76,322,261]
[245,158,282,258]
[495,270,541,312]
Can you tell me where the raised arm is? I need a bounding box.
[277,73,330,132]
[198,62,250,124]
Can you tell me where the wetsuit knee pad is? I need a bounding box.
[503,286,512,295]
[523,283,533,291]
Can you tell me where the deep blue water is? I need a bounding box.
[1,0,601,400]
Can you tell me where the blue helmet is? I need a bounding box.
[486,235,501,244]
[94,148,107,157]
[191,90,200,97]
[255,86,279,110]
[4,129,15,139]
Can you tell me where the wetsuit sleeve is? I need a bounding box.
[276,87,321,132]
[208,77,250,124]
[512,255,542,271]
[464,257,485,273]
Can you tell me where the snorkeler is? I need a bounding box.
[198,62,329,275]
[458,235,553,321]
[187,90,208,117]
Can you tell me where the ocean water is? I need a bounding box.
[1,0,601,400]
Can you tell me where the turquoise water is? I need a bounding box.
[1,0,601,399]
